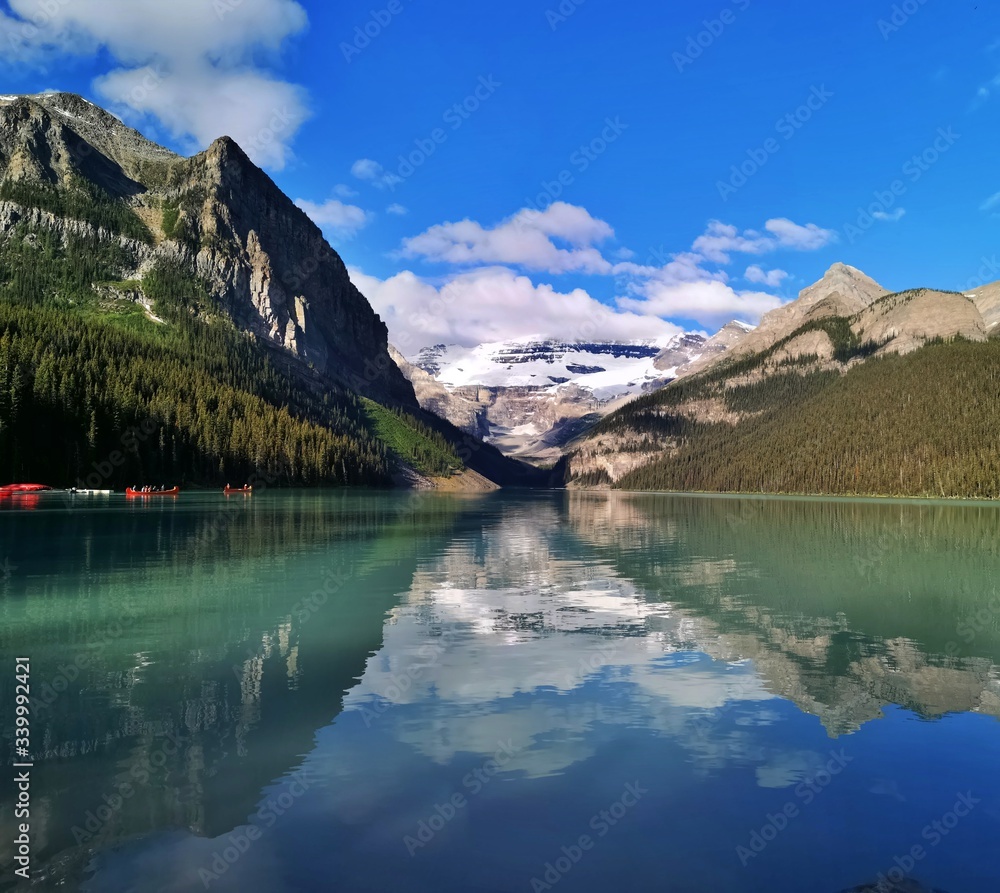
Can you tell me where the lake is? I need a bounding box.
[1,490,999,892]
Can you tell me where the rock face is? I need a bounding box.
[854,288,986,354]
[0,92,415,406]
[670,320,755,378]
[717,262,887,366]
[394,336,706,461]
[652,332,708,372]
[388,346,490,438]
[0,92,177,192]
[966,279,1000,330]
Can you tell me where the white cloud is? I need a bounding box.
[0,0,310,170]
[386,203,408,216]
[350,266,681,351]
[973,73,1000,108]
[333,183,359,199]
[871,208,906,223]
[294,198,371,237]
[351,158,382,180]
[764,218,838,250]
[380,207,835,340]
[690,218,836,263]
[692,221,773,263]
[401,202,615,274]
[613,251,723,287]
[351,158,402,190]
[745,265,789,287]
[617,280,782,329]
[97,66,309,170]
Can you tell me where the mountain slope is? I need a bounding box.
[691,262,887,375]
[567,264,1000,498]
[0,92,537,488]
[604,338,1000,498]
[0,92,412,403]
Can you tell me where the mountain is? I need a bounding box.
[393,334,708,462]
[567,263,1000,498]
[0,92,537,489]
[659,320,754,379]
[965,278,1000,330]
[1,92,411,403]
[688,263,887,374]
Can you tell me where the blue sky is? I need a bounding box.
[2,0,999,349]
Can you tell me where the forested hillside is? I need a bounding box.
[0,92,543,490]
[0,225,392,486]
[571,322,1000,499]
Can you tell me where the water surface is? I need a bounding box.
[1,491,998,892]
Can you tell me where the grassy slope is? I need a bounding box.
[362,399,464,478]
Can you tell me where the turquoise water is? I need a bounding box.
[1,490,999,892]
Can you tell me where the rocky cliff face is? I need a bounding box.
[965,279,1000,331]
[667,320,754,378]
[853,288,986,354]
[710,262,887,368]
[0,91,177,191]
[388,346,491,438]
[652,332,708,372]
[0,92,415,406]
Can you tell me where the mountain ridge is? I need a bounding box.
[0,91,539,488]
[393,333,710,461]
[566,261,1000,497]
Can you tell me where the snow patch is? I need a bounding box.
[410,336,695,403]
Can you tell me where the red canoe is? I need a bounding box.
[224,485,253,494]
[126,487,180,497]
[0,483,53,494]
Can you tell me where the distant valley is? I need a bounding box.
[391,333,717,462]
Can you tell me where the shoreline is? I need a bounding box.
[567,486,1000,508]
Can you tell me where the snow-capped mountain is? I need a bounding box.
[411,336,702,401]
[393,334,717,462]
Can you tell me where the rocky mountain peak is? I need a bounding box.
[204,135,250,171]
[0,92,178,172]
[0,91,180,197]
[800,262,886,311]
[0,91,416,407]
[717,319,755,336]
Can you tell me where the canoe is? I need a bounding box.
[224,485,253,494]
[0,483,53,493]
[126,487,180,497]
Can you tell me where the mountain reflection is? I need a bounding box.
[342,493,1000,784]
[563,493,1000,735]
[2,492,999,892]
